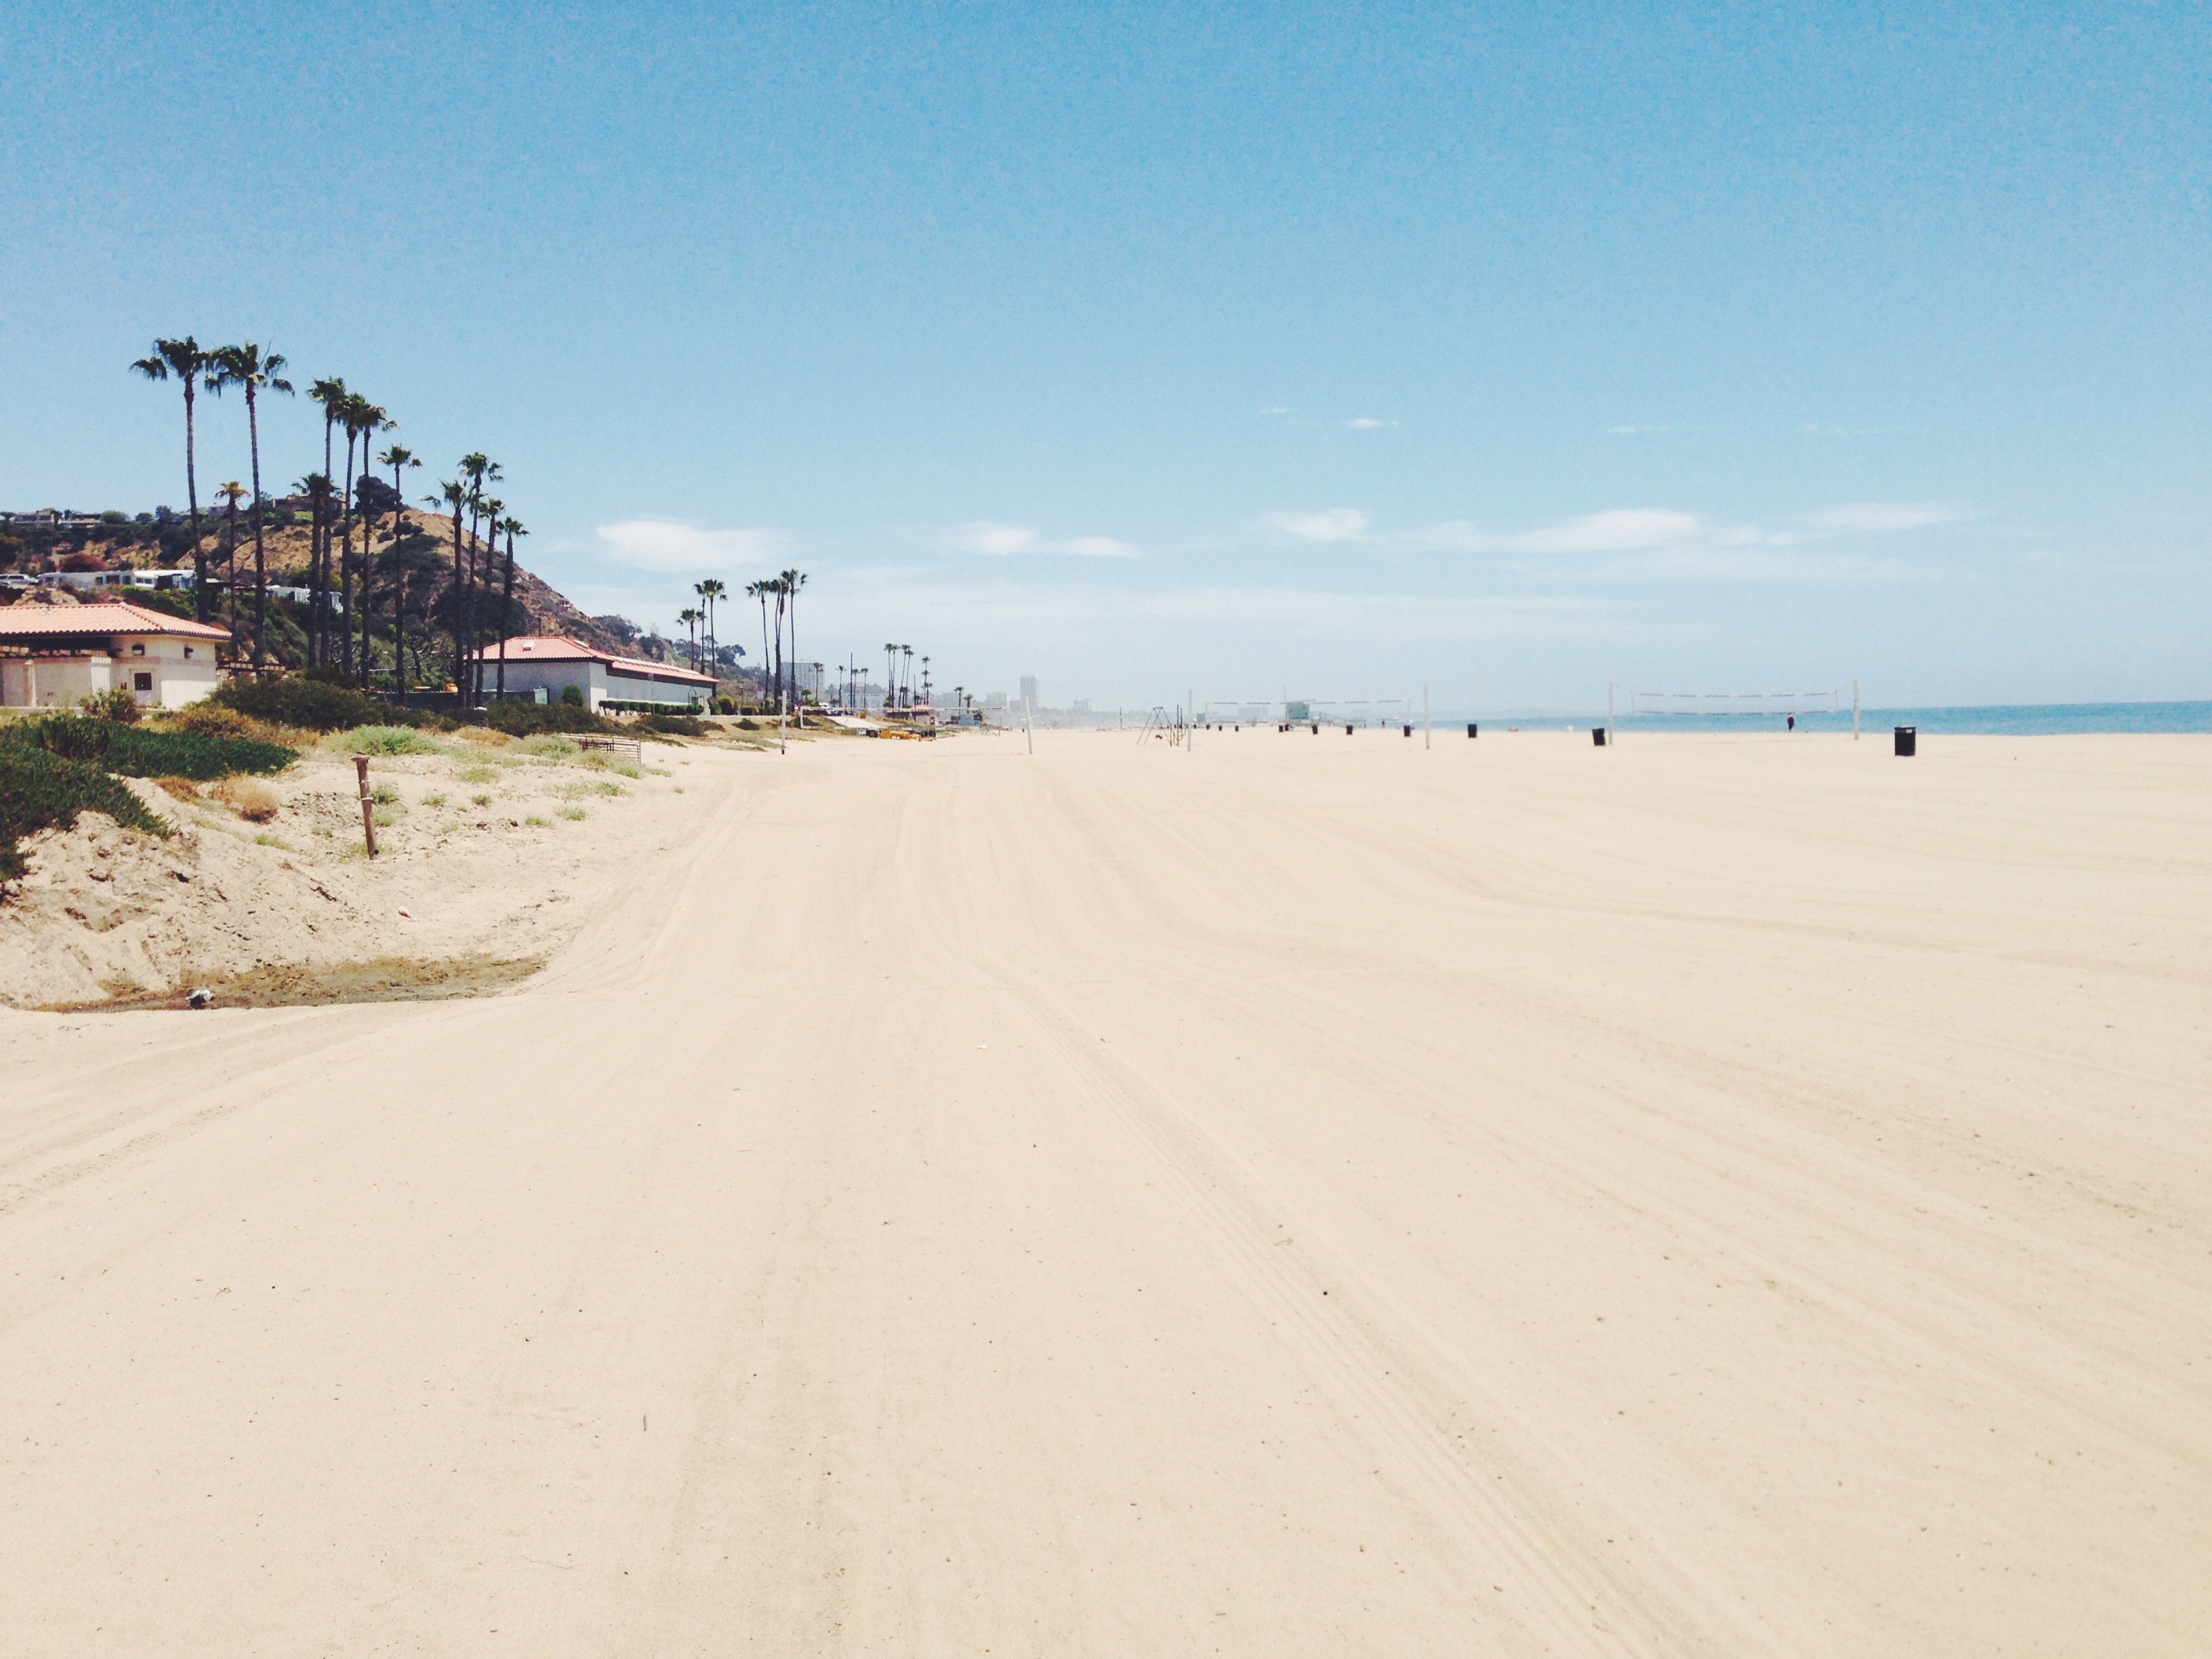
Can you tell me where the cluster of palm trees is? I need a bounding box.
[132,336,525,697]
[880,644,927,711]
[747,569,809,712]
[129,337,287,661]
[678,577,728,677]
[428,453,527,703]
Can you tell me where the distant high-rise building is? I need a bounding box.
[1019,675,1038,708]
[1071,698,1090,715]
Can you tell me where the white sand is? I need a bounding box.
[2,728,2207,1654]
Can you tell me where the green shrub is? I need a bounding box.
[483,698,619,736]
[77,687,144,724]
[0,716,294,781]
[212,675,431,733]
[639,712,705,736]
[560,684,585,708]
[0,746,168,882]
[333,724,445,756]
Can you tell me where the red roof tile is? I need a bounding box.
[468,635,716,687]
[0,599,230,641]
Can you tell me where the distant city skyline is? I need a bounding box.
[3,3,2205,708]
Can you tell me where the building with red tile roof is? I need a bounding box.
[466,635,715,711]
[0,598,229,710]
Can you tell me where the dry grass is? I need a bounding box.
[152,776,201,801]
[208,776,281,823]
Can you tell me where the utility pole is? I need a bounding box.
[1423,684,1431,750]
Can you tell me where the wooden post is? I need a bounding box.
[354,755,377,857]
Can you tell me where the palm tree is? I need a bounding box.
[495,517,525,699]
[779,568,806,709]
[901,644,913,708]
[380,443,421,690]
[205,344,292,666]
[472,495,504,701]
[694,577,726,680]
[884,643,898,712]
[335,397,384,676]
[678,607,702,672]
[750,580,773,709]
[306,377,348,661]
[215,481,247,640]
[129,337,215,621]
[430,479,468,689]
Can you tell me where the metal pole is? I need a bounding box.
[779,700,787,754]
[1853,679,1861,739]
[1187,688,1195,752]
[1024,695,1033,754]
[1422,684,1430,750]
[353,755,377,858]
[1607,680,1614,745]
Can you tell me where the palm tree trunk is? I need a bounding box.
[338,429,358,676]
[496,529,514,701]
[359,475,382,690]
[184,384,207,623]
[314,410,334,665]
[246,388,267,667]
[758,595,771,710]
[449,503,466,691]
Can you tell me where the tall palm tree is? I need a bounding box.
[380,443,421,689]
[495,517,525,700]
[750,580,772,709]
[779,568,806,708]
[129,337,215,621]
[335,396,382,676]
[694,577,726,679]
[884,643,898,712]
[205,343,292,666]
[430,479,468,689]
[215,481,247,641]
[472,495,504,701]
[678,607,702,672]
[901,644,913,708]
[306,377,348,661]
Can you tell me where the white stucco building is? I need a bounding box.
[467,636,716,711]
[0,598,228,710]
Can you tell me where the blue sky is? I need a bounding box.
[3,1,2206,710]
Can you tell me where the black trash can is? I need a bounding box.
[1592,727,1607,747]
[1467,723,1478,739]
[1346,724,1354,735]
[1894,724,1917,757]
[1402,724,1412,737]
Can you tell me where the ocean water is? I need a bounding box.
[1490,701,2212,736]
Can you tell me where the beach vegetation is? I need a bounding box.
[332,724,445,756]
[0,716,295,781]
[421,792,447,807]
[0,746,169,883]
[209,776,281,821]
[455,764,499,783]
[212,674,437,733]
[77,687,145,724]
[523,813,550,827]
[559,806,586,820]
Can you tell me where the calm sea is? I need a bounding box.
[1467,702,2212,736]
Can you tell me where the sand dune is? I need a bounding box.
[2,728,2206,1654]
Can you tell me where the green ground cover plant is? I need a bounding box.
[0,746,168,882]
[0,716,295,781]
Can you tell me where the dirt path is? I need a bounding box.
[2,730,2207,1655]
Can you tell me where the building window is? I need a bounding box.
[134,672,154,692]
[184,647,194,658]
[131,642,146,655]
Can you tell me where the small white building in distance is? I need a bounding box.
[466,636,716,711]
[0,598,228,710]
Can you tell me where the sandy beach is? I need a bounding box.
[1,726,2206,1655]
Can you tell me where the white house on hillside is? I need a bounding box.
[0,598,228,710]
[466,635,716,711]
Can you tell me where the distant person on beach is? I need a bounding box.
[1786,714,1795,732]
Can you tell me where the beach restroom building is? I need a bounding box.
[466,635,716,711]
[0,598,228,710]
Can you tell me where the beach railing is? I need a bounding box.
[577,735,642,763]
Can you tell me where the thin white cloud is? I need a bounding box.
[1345,416,1397,430]
[1265,507,1370,542]
[594,518,786,572]
[1502,508,1702,554]
[947,520,1137,558]
[1805,501,1971,533]
[1607,424,1673,436]
[1258,405,1292,416]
